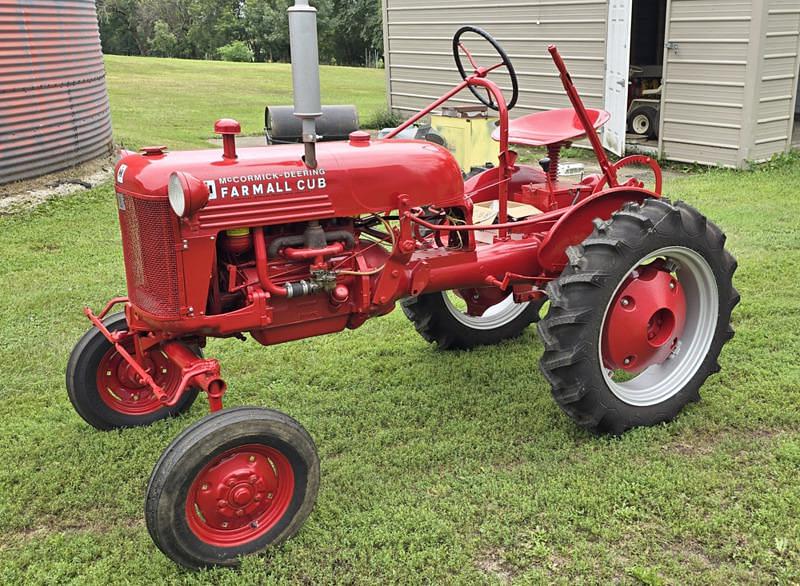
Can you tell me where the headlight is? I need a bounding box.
[168,172,209,218]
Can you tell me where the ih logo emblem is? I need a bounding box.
[204,180,217,200]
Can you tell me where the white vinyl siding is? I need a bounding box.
[750,0,800,161]
[658,0,751,168]
[383,0,609,116]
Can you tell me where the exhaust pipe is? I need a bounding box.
[288,0,322,168]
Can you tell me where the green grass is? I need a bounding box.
[105,55,386,150]
[1,56,799,583]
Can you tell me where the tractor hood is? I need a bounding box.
[114,137,465,229]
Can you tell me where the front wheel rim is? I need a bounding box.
[96,341,178,415]
[185,444,295,547]
[442,290,530,330]
[599,246,719,407]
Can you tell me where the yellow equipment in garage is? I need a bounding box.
[430,106,500,174]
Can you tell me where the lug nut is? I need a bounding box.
[621,297,632,307]
[267,492,274,500]
[623,357,633,365]
[221,522,228,528]
[249,456,256,462]
[669,280,676,290]
[201,483,209,491]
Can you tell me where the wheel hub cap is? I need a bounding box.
[602,264,686,373]
[186,445,294,546]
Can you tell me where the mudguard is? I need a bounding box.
[537,186,658,272]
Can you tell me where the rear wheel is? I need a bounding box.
[66,312,198,430]
[145,407,320,569]
[538,199,739,434]
[402,288,542,349]
[627,104,658,139]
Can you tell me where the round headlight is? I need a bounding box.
[168,172,209,218]
[168,173,186,217]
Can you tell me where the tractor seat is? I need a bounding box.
[492,108,611,147]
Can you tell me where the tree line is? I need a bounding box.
[96,0,384,67]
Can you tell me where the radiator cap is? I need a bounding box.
[349,130,370,146]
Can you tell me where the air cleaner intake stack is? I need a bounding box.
[288,0,323,168]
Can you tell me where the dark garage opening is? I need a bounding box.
[627,0,668,151]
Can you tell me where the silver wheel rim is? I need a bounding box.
[442,291,530,330]
[599,246,719,407]
[632,114,650,135]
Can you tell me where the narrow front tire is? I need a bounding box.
[145,407,320,569]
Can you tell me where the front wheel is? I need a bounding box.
[538,198,739,434]
[401,288,542,350]
[66,312,199,430]
[145,407,320,569]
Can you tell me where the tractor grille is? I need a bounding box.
[117,193,181,318]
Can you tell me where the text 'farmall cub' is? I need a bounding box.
[67,0,738,569]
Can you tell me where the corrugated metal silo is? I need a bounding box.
[0,0,113,185]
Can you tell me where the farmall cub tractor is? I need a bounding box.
[66,2,738,569]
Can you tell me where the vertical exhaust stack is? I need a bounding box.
[288,0,322,168]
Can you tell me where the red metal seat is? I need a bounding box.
[492,108,610,147]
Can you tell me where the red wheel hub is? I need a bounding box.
[185,444,294,547]
[96,339,179,415]
[602,263,687,374]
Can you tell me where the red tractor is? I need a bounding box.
[66,6,737,569]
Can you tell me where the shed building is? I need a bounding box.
[0,0,113,185]
[381,0,800,168]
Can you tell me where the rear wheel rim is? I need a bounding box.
[96,340,178,415]
[632,113,650,135]
[442,290,530,330]
[185,444,295,547]
[599,246,719,406]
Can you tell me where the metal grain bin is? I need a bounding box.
[0,0,113,185]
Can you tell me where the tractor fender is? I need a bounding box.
[537,186,658,273]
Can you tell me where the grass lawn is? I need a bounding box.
[104,55,387,151]
[1,56,799,584]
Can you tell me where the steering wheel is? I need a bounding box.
[452,26,519,111]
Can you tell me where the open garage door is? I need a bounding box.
[603,0,633,156]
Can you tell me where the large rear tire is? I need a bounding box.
[402,289,542,350]
[537,199,739,434]
[145,407,320,569]
[66,313,199,430]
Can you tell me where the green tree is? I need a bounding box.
[186,0,244,59]
[217,40,255,62]
[95,0,385,66]
[148,20,178,57]
[243,0,292,62]
[97,0,147,55]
